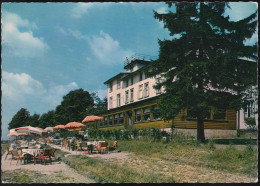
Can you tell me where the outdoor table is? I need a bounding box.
[53,139,62,145]
[22,149,43,163]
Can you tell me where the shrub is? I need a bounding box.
[113,129,122,140]
[244,117,257,131]
[122,130,131,140]
[131,128,139,139]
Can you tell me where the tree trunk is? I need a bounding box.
[197,113,205,142]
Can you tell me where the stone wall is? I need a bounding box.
[162,128,237,139]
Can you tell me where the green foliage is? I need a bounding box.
[122,130,131,140]
[38,110,56,129]
[59,129,77,139]
[8,108,30,129]
[150,2,257,142]
[54,89,94,125]
[112,129,122,140]
[88,128,98,139]
[131,128,139,139]
[244,117,257,131]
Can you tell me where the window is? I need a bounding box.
[135,109,141,123]
[119,113,124,125]
[109,83,113,93]
[143,107,151,121]
[139,72,143,81]
[104,117,108,127]
[130,77,134,85]
[130,88,134,102]
[99,120,103,128]
[117,94,121,107]
[144,83,149,98]
[125,90,129,104]
[125,79,129,88]
[109,97,113,109]
[151,105,161,120]
[138,84,143,99]
[155,78,161,95]
[213,109,226,120]
[109,115,113,126]
[117,79,121,89]
[114,114,118,126]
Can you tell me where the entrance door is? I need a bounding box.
[126,111,132,127]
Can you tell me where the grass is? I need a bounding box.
[1,170,74,183]
[63,155,175,183]
[61,138,257,183]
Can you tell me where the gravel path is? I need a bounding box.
[1,151,95,183]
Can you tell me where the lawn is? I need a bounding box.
[1,170,75,183]
[62,139,258,183]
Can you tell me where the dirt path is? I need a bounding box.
[1,151,96,183]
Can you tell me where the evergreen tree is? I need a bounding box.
[8,108,30,129]
[149,2,257,142]
[26,113,40,127]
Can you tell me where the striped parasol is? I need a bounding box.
[82,115,104,123]
[53,125,65,131]
[64,122,86,131]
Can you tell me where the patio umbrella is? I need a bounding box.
[82,115,104,123]
[15,126,43,135]
[54,125,65,131]
[36,127,48,137]
[7,131,27,138]
[45,127,54,132]
[64,122,86,131]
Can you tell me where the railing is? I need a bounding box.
[124,53,158,67]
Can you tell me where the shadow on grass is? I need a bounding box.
[209,138,257,145]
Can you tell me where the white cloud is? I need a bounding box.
[87,30,134,64]
[2,12,49,59]
[96,89,107,100]
[68,28,88,40]
[67,29,133,64]
[225,2,258,22]
[2,71,46,101]
[55,25,68,35]
[2,71,79,108]
[44,82,79,107]
[71,2,95,18]
[156,6,168,14]
[1,71,79,140]
[71,2,113,18]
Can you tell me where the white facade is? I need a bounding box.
[106,60,163,110]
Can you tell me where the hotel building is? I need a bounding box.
[94,54,241,135]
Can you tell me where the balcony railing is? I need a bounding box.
[124,53,158,67]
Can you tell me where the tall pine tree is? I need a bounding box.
[149,2,257,142]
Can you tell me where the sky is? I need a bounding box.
[1,2,258,140]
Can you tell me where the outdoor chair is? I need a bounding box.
[81,141,88,154]
[75,141,82,152]
[34,149,52,165]
[5,147,13,160]
[49,148,56,160]
[10,149,26,165]
[109,141,118,151]
[96,142,109,154]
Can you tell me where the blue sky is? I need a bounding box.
[1,2,258,139]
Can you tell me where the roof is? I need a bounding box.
[104,72,130,85]
[124,59,152,70]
